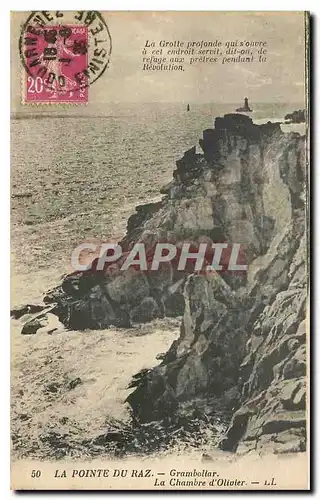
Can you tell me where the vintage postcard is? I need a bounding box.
[11,11,309,490]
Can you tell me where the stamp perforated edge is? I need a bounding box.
[19,10,112,106]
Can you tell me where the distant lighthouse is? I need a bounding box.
[236,97,253,112]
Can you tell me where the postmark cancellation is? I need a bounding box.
[19,11,112,104]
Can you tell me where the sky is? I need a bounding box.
[11,11,306,111]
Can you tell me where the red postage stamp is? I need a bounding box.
[23,25,89,103]
[20,11,112,104]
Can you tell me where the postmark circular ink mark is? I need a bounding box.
[19,11,112,103]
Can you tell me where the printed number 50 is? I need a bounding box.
[31,470,41,478]
[27,77,44,94]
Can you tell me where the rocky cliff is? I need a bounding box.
[125,114,307,455]
[16,113,307,455]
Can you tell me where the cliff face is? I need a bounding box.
[220,225,307,454]
[124,114,307,454]
[22,113,307,455]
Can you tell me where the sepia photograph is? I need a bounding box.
[10,10,309,490]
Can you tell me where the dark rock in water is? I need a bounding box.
[19,413,31,421]
[11,192,32,199]
[68,377,82,390]
[21,313,49,334]
[284,109,305,124]
[46,383,60,394]
[92,431,126,445]
[11,304,46,319]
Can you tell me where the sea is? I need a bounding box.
[11,101,305,229]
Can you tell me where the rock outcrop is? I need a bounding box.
[17,113,307,455]
[284,109,306,124]
[125,114,307,454]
